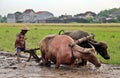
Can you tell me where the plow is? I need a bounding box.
[24,48,40,62]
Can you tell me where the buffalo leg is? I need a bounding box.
[77,59,87,66]
[70,61,76,68]
[55,57,61,69]
[39,52,46,66]
[55,62,60,69]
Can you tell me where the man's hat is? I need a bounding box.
[21,26,29,31]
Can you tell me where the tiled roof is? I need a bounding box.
[36,11,44,14]
[24,9,35,13]
[75,11,96,17]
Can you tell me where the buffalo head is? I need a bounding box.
[89,40,110,59]
[69,44,101,67]
[69,35,101,67]
[80,48,101,67]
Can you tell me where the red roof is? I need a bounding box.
[24,9,35,13]
[36,11,44,14]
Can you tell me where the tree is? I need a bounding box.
[97,8,120,18]
[1,16,7,23]
[0,15,2,22]
[86,17,92,23]
[116,15,120,22]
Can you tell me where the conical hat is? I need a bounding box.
[21,26,29,31]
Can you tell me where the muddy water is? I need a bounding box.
[0,51,120,78]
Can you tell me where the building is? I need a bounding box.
[46,17,63,23]
[22,9,35,23]
[35,11,54,23]
[15,12,23,23]
[7,10,98,23]
[7,9,54,23]
[110,10,120,18]
[74,11,96,19]
[7,14,16,23]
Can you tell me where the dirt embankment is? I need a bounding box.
[0,51,120,78]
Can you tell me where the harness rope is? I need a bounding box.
[69,44,75,60]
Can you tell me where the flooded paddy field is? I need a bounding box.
[0,51,120,78]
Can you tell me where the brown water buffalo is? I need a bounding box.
[59,30,110,66]
[39,35,101,69]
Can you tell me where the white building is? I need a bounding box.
[7,9,54,23]
[22,9,36,23]
[35,11,54,23]
[15,12,23,23]
[7,14,16,23]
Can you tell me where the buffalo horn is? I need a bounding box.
[77,49,90,54]
[88,43,95,50]
[89,40,101,45]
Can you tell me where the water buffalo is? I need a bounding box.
[39,35,101,69]
[59,30,110,66]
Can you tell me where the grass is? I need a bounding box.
[0,23,120,64]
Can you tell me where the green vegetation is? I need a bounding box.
[0,23,120,64]
[97,8,120,23]
[0,16,7,23]
[98,8,120,17]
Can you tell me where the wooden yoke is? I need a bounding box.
[24,48,40,62]
[70,34,94,47]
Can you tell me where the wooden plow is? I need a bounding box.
[24,48,40,62]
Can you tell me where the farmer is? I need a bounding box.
[14,26,29,63]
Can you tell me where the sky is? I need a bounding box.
[0,0,120,16]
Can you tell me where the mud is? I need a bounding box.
[0,51,120,78]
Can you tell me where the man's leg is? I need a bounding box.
[16,48,21,63]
